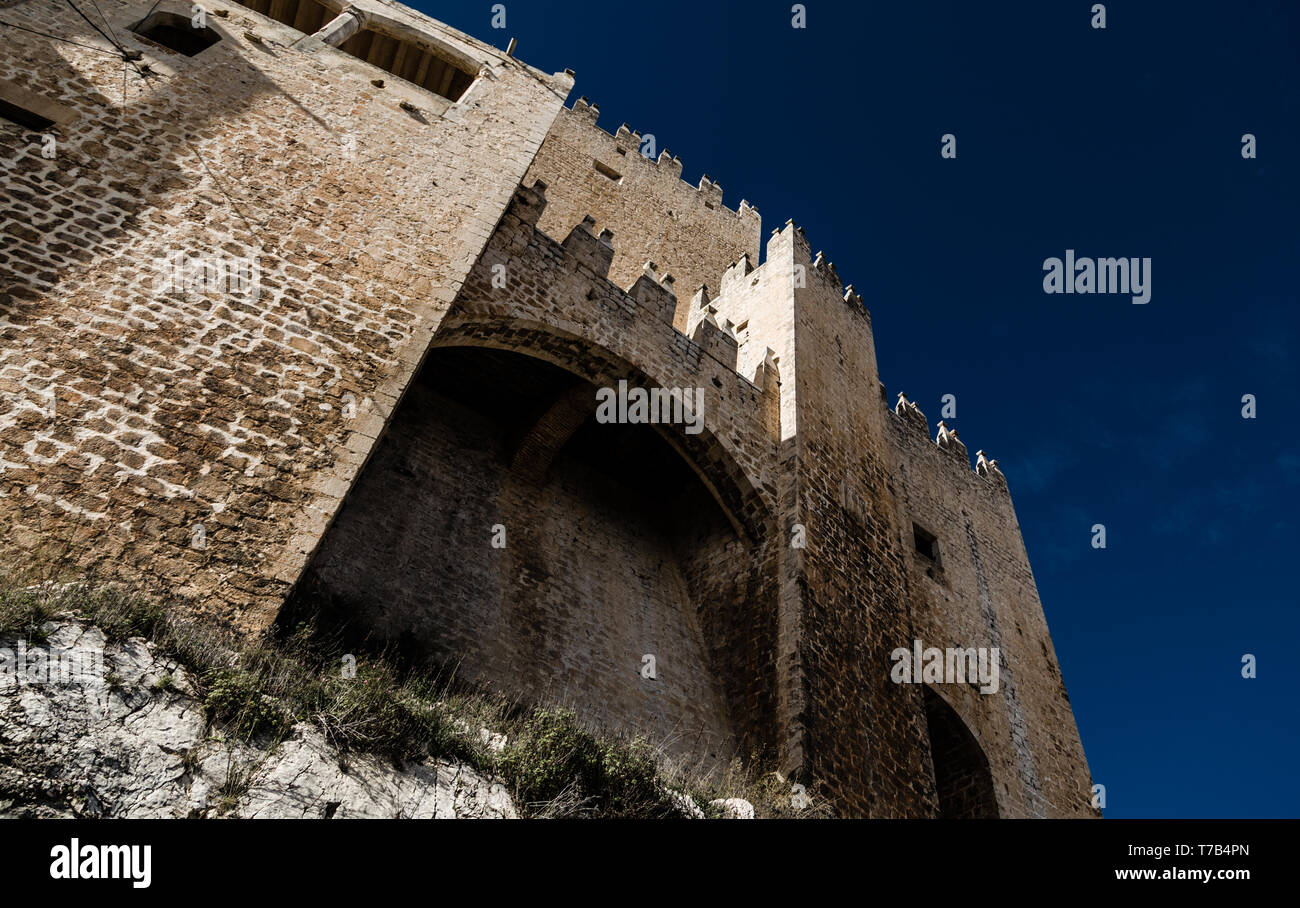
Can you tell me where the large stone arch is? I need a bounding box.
[289,314,781,767]
[428,314,771,544]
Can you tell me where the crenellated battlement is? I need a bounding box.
[670,209,1018,510]
[568,97,754,220]
[668,214,1013,501]
[719,252,755,297]
[560,213,616,277]
[688,218,871,337]
[484,180,772,401]
[524,100,762,326]
[887,392,1010,491]
[691,311,740,371]
[627,260,680,326]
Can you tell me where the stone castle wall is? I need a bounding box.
[698,224,937,814]
[0,0,570,630]
[0,1,1096,816]
[646,210,1096,815]
[886,406,1099,817]
[524,100,761,333]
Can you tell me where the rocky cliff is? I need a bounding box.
[0,621,517,818]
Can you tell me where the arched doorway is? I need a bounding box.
[290,342,768,765]
[922,687,1000,818]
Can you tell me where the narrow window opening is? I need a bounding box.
[131,11,222,56]
[913,523,941,563]
[0,98,54,131]
[592,160,622,182]
[229,0,334,35]
[338,28,477,101]
[0,80,75,131]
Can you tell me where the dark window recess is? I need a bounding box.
[230,0,333,34]
[131,12,222,56]
[338,29,476,101]
[913,523,941,563]
[0,98,54,131]
[592,160,622,181]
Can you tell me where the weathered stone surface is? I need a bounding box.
[234,734,516,819]
[0,622,515,819]
[525,102,761,333]
[0,0,572,633]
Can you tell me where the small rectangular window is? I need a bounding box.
[913,523,941,563]
[0,98,53,131]
[0,79,75,132]
[593,160,622,182]
[131,11,222,56]
[338,28,477,101]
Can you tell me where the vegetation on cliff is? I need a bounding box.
[0,558,826,818]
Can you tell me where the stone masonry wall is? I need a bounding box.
[524,100,761,333]
[778,229,937,816]
[0,0,570,631]
[685,222,938,814]
[681,233,803,773]
[886,407,1099,817]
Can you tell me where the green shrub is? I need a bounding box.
[0,586,58,642]
[203,668,289,739]
[499,708,678,818]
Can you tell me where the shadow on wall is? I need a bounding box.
[0,12,307,312]
[0,20,301,579]
[0,11,436,604]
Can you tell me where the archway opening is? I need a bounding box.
[287,344,752,764]
[922,687,999,818]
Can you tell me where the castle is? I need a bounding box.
[0,0,1097,817]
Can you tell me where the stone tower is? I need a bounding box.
[0,0,1096,816]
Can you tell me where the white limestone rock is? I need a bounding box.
[0,621,516,819]
[709,797,755,819]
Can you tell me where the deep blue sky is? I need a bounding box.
[412,0,1298,818]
